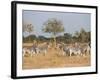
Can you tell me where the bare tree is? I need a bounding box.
[23,24,34,42]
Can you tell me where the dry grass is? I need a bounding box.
[22,46,91,69]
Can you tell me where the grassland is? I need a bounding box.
[22,44,90,69]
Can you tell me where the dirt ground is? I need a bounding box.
[22,46,91,69]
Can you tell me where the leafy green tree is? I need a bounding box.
[63,33,72,43]
[42,18,64,45]
[79,28,87,42]
[74,28,90,42]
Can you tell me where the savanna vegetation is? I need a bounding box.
[22,18,91,69]
[23,18,90,44]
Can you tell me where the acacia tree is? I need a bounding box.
[42,18,64,45]
[23,24,34,42]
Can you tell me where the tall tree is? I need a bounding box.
[74,28,90,42]
[42,18,64,45]
[74,31,80,42]
[79,28,87,42]
[23,24,34,42]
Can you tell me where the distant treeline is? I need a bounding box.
[23,29,90,43]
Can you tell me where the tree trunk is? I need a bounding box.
[53,35,56,47]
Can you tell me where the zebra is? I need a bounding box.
[31,42,51,56]
[82,43,91,56]
[22,44,38,57]
[62,47,70,56]
[69,47,82,56]
[36,45,49,55]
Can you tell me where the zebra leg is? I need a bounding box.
[36,48,40,54]
[70,50,72,56]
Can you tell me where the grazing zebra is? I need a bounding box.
[36,47,47,55]
[83,44,91,55]
[69,47,82,56]
[22,44,38,57]
[36,44,49,55]
[32,44,49,56]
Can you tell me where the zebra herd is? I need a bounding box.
[22,42,50,57]
[22,42,91,57]
[57,43,90,56]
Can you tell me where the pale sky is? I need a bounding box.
[22,10,91,37]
